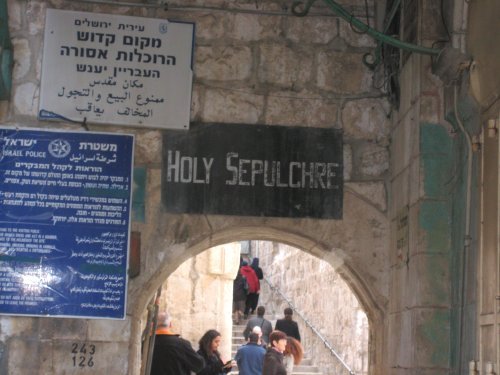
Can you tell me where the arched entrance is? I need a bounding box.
[128,221,387,374]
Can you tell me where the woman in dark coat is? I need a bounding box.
[262,330,288,375]
[196,329,233,375]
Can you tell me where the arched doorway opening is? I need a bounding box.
[132,228,384,375]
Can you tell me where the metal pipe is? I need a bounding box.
[454,84,473,375]
[292,0,442,57]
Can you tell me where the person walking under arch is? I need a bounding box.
[275,307,301,342]
[235,332,266,375]
[262,330,287,375]
[150,312,205,375]
[239,261,260,318]
[243,306,273,345]
[283,336,303,374]
[250,257,264,311]
[196,329,234,375]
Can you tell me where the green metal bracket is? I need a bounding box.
[291,0,443,70]
[0,0,12,100]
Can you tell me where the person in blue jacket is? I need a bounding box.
[235,332,266,375]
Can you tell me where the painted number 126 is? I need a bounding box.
[71,343,95,368]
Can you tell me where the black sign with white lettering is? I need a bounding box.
[162,123,343,219]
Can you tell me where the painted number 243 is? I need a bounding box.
[71,343,96,368]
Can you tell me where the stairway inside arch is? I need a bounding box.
[229,314,323,375]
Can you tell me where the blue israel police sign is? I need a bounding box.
[0,128,133,319]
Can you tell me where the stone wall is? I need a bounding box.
[256,241,369,375]
[0,1,392,374]
[157,243,240,360]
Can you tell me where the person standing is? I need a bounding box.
[239,261,260,318]
[262,330,288,375]
[275,307,301,342]
[233,269,247,324]
[243,306,273,345]
[150,312,205,375]
[196,329,234,375]
[250,258,264,312]
[234,332,266,375]
[283,336,303,374]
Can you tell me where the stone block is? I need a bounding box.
[417,200,452,255]
[387,311,413,368]
[87,319,131,342]
[317,51,372,94]
[265,90,338,127]
[232,13,282,41]
[389,263,410,313]
[195,46,252,81]
[342,98,390,141]
[339,21,377,47]
[13,82,39,117]
[390,167,409,220]
[409,159,423,205]
[26,1,47,36]
[7,338,40,374]
[51,340,129,374]
[285,16,338,44]
[39,317,87,340]
[258,44,313,88]
[192,13,226,40]
[343,143,353,180]
[202,87,264,123]
[345,181,386,212]
[408,253,450,308]
[7,0,22,32]
[134,131,162,165]
[354,142,389,178]
[391,114,412,177]
[414,308,450,368]
[12,38,31,80]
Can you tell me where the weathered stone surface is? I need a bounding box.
[285,16,338,44]
[7,338,40,374]
[13,82,39,116]
[342,98,390,141]
[258,242,369,375]
[317,51,372,93]
[202,87,264,123]
[232,14,282,41]
[345,181,386,212]
[134,131,162,165]
[192,13,227,40]
[414,308,450,368]
[265,90,338,127]
[344,143,353,180]
[195,45,252,81]
[7,0,22,32]
[88,320,131,341]
[259,44,313,88]
[26,1,47,36]
[339,21,377,47]
[356,143,389,178]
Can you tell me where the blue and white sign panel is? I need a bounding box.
[39,9,195,130]
[0,128,134,319]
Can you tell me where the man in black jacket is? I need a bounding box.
[151,312,205,375]
[274,307,301,342]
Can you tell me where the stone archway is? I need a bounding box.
[128,194,388,374]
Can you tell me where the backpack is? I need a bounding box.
[242,276,249,294]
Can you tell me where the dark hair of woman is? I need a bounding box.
[198,329,221,356]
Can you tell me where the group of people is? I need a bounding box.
[233,257,263,324]
[151,256,304,375]
[150,312,234,375]
[236,306,303,375]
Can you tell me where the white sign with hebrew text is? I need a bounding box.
[39,9,194,130]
